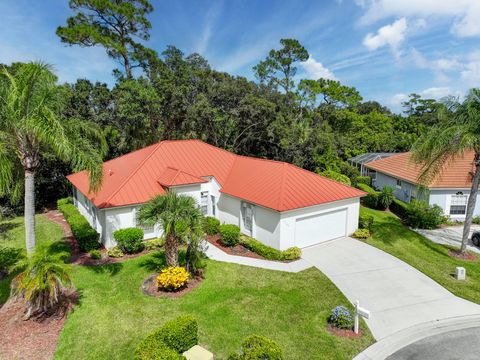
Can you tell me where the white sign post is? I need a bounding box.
[354,300,370,334]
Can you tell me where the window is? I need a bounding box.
[242,202,253,233]
[200,191,208,215]
[450,193,468,215]
[210,195,216,216]
[396,179,402,189]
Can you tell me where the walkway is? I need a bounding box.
[301,237,480,341]
[203,241,311,273]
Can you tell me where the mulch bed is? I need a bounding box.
[448,249,477,261]
[0,290,78,360]
[327,324,363,338]
[141,273,204,298]
[206,234,264,260]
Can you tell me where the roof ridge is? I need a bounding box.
[102,141,164,206]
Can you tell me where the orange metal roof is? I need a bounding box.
[157,167,207,187]
[67,140,365,211]
[365,151,476,188]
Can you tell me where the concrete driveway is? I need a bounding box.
[301,237,480,340]
[415,224,480,254]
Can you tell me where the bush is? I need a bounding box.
[357,183,380,209]
[329,306,353,330]
[404,200,445,229]
[89,249,101,260]
[57,201,100,252]
[352,229,371,239]
[356,176,371,187]
[56,197,73,207]
[359,213,374,231]
[282,247,302,261]
[0,246,24,278]
[144,238,164,251]
[390,198,409,219]
[107,246,124,258]
[228,335,284,360]
[157,266,190,292]
[134,315,198,360]
[202,216,221,236]
[240,236,301,261]
[320,169,351,186]
[113,228,144,254]
[240,236,283,260]
[473,216,480,225]
[220,224,241,247]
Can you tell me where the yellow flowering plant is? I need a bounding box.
[157,266,190,291]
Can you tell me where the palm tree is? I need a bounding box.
[379,186,395,210]
[0,62,106,254]
[11,242,73,319]
[137,191,203,267]
[412,89,480,254]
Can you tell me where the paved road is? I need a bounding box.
[301,238,480,340]
[387,327,480,360]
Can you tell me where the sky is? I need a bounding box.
[1,0,480,112]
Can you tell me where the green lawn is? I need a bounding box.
[0,214,67,304]
[363,207,480,304]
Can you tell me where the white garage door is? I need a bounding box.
[294,209,347,248]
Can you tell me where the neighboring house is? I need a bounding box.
[348,152,397,176]
[67,140,365,249]
[365,151,480,220]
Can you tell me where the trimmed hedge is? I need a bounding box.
[57,198,100,252]
[134,315,197,360]
[228,335,284,360]
[202,216,220,236]
[220,224,241,247]
[390,198,409,219]
[356,176,371,186]
[356,183,381,209]
[240,236,301,261]
[113,227,144,254]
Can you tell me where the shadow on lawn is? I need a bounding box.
[139,250,188,272]
[0,222,20,241]
[85,262,123,276]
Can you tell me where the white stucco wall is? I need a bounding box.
[74,188,104,240]
[279,198,360,250]
[429,189,480,220]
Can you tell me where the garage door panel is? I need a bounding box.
[295,209,347,248]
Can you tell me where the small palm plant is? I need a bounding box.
[379,186,395,210]
[11,243,72,319]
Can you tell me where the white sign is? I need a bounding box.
[354,300,370,334]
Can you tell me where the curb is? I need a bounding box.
[353,315,480,360]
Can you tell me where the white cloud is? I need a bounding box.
[357,0,480,37]
[460,50,480,87]
[301,57,336,80]
[363,18,407,56]
[194,1,222,55]
[391,86,462,107]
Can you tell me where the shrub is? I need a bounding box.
[357,183,380,209]
[473,216,480,225]
[134,315,198,360]
[57,201,100,252]
[352,229,371,239]
[356,176,371,186]
[282,247,302,261]
[113,228,144,254]
[329,306,353,330]
[405,200,445,229]
[320,169,351,186]
[228,335,284,360]
[202,216,221,235]
[220,224,241,247]
[240,236,283,260]
[56,197,73,207]
[144,238,164,251]
[89,249,101,260]
[390,198,409,219]
[359,213,374,231]
[157,266,190,291]
[107,247,124,258]
[0,246,24,278]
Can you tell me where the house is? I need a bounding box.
[67,140,365,249]
[365,151,480,220]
